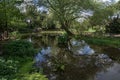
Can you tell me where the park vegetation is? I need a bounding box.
[0,0,120,80]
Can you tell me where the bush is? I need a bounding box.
[0,58,48,80]
[0,58,19,79]
[3,40,36,57]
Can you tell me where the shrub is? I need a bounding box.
[0,58,19,79]
[3,40,36,57]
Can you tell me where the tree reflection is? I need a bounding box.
[33,35,114,80]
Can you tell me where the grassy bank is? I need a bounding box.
[82,37,120,48]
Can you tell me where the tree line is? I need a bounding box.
[0,0,120,40]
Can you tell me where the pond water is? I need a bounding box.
[26,35,120,80]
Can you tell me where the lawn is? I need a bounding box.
[82,37,120,48]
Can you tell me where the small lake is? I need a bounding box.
[25,35,120,80]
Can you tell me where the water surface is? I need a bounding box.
[27,35,120,80]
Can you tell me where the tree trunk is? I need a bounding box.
[61,21,74,36]
[61,26,73,35]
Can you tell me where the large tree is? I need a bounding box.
[40,0,100,35]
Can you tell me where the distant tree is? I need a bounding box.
[0,0,23,40]
[23,4,49,30]
[90,2,117,26]
[89,1,120,35]
[106,15,120,34]
[0,0,24,30]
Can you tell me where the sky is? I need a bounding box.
[101,0,119,2]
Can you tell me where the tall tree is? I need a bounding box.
[38,0,101,35]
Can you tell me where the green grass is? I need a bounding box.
[41,31,65,34]
[84,28,96,33]
[82,37,120,48]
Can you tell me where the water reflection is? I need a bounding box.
[35,47,51,67]
[95,63,120,80]
[25,35,120,80]
[70,39,95,55]
[103,47,120,63]
[77,45,95,55]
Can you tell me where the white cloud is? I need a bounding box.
[101,0,119,2]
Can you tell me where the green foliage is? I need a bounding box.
[3,40,36,58]
[19,60,34,74]
[51,55,66,72]
[58,33,68,44]
[106,17,120,34]
[46,19,56,30]
[11,21,28,32]
[15,60,47,80]
[0,58,48,80]
[9,31,21,39]
[44,0,101,34]
[52,58,65,72]
[25,5,44,30]
[18,28,33,33]
[23,73,48,80]
[0,0,24,32]
[90,8,114,26]
[0,58,19,79]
